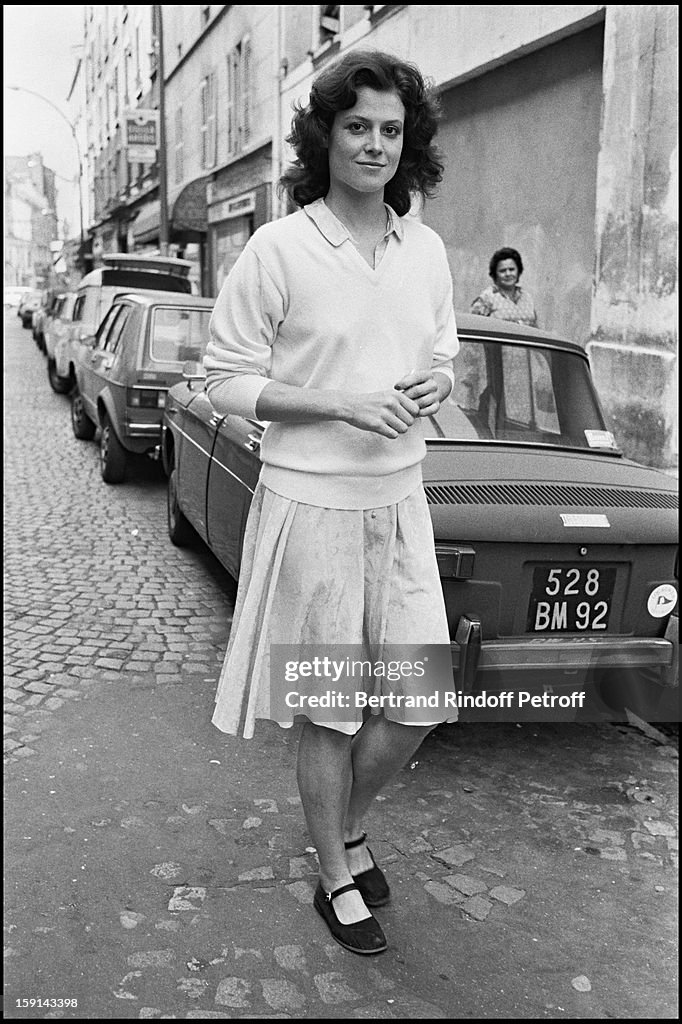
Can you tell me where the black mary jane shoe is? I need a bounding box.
[313,882,387,955]
[345,832,391,907]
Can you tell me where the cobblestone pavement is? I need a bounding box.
[3,315,233,765]
[3,311,679,1019]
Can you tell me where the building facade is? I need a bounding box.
[160,5,279,296]
[71,4,677,472]
[276,4,678,473]
[4,153,59,288]
[79,4,156,267]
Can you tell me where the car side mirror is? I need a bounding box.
[182,360,207,382]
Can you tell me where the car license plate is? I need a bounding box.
[526,565,617,632]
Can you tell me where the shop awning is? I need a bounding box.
[132,200,161,245]
[132,177,209,245]
[172,177,208,235]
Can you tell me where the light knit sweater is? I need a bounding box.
[204,199,459,509]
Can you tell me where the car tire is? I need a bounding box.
[167,468,194,547]
[71,388,96,440]
[47,357,72,394]
[99,414,127,484]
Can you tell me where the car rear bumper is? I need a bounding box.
[127,422,162,436]
[124,422,163,454]
[453,614,677,688]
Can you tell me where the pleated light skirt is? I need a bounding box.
[212,481,457,737]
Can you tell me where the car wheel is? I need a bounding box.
[99,414,127,484]
[167,468,194,546]
[47,357,72,394]
[71,388,96,440]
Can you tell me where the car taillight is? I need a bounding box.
[127,388,166,408]
[435,543,476,579]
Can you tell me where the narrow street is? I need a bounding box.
[3,309,679,1020]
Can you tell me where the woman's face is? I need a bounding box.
[495,258,520,289]
[326,86,405,197]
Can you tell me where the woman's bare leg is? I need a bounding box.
[344,715,435,874]
[296,721,372,923]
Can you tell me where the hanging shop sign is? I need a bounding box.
[124,109,160,163]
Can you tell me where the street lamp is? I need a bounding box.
[7,84,84,249]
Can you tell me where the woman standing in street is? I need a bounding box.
[204,49,459,955]
[471,246,539,326]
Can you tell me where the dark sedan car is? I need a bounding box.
[162,313,679,722]
[70,291,214,483]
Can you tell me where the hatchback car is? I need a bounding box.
[53,253,195,391]
[17,288,42,328]
[44,292,78,392]
[162,313,679,723]
[70,291,214,483]
[32,289,61,353]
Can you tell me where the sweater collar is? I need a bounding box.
[304,197,404,246]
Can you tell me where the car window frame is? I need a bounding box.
[102,305,133,355]
[94,304,124,350]
[72,294,86,322]
[427,335,615,453]
[146,304,212,367]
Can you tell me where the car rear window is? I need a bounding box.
[100,269,191,293]
[146,307,212,368]
[427,337,618,452]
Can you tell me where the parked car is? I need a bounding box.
[4,285,32,309]
[162,312,679,723]
[32,289,59,352]
[53,253,195,391]
[44,292,78,393]
[70,291,214,483]
[17,288,42,328]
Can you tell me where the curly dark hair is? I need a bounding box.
[279,49,444,216]
[489,247,524,280]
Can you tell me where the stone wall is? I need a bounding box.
[588,5,678,471]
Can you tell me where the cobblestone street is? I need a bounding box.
[3,312,234,765]
[3,310,679,1019]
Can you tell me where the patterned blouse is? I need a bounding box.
[470,285,538,327]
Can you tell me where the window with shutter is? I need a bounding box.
[227,45,243,156]
[242,37,251,147]
[207,72,217,167]
[200,79,208,167]
[226,37,252,157]
[200,75,216,169]
[319,5,340,42]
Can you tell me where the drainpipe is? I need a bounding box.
[271,5,284,222]
[154,4,169,254]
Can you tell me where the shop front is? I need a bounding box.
[206,144,272,297]
[131,176,210,295]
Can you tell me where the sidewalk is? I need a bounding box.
[4,671,678,1019]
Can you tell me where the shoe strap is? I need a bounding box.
[326,882,359,902]
[344,831,367,851]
